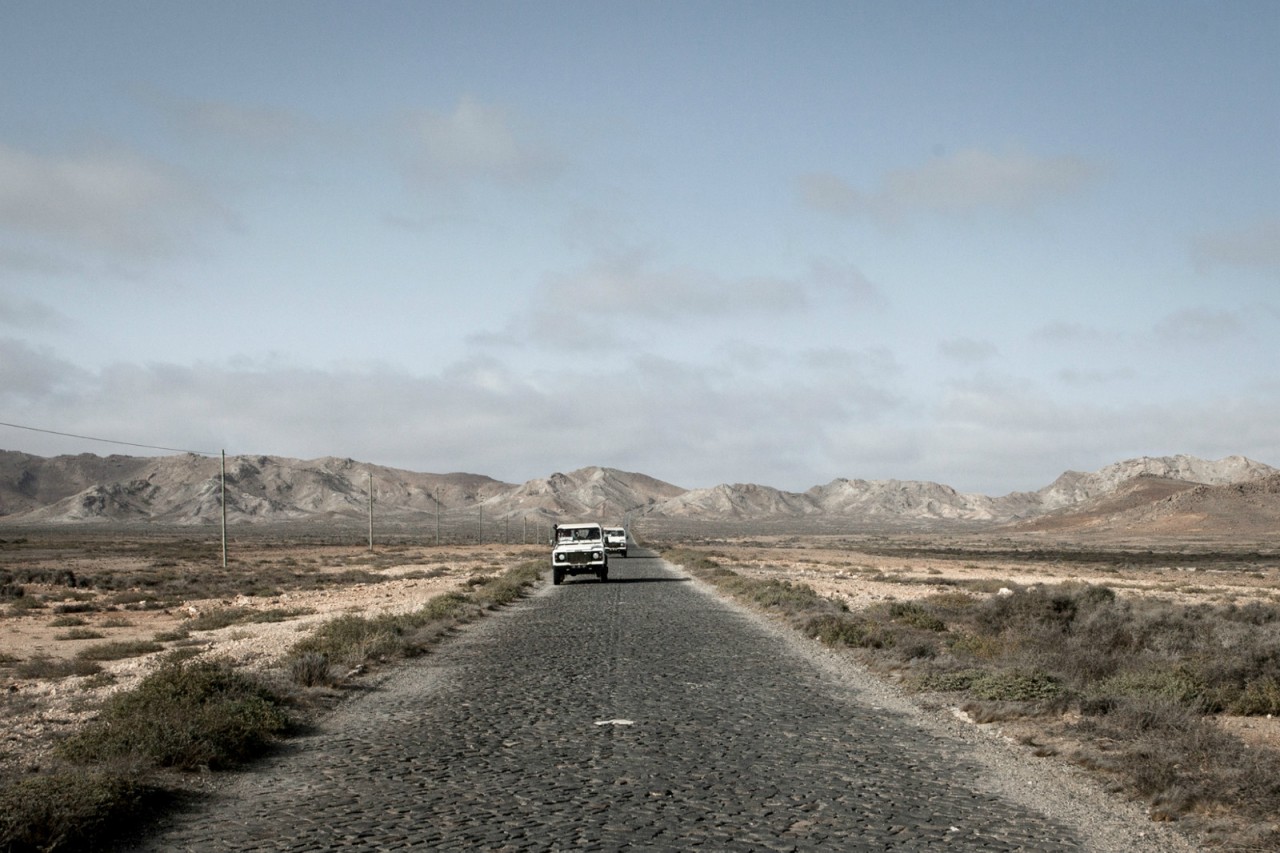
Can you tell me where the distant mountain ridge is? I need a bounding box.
[0,450,1275,533]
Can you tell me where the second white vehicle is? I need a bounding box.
[604,527,627,558]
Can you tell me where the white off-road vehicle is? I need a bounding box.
[550,522,608,585]
[603,526,628,558]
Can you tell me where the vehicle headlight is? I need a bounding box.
[592,550,602,560]
[555,553,566,563]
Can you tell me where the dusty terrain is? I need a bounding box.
[3,528,1278,836]
[676,533,1280,753]
[0,535,542,778]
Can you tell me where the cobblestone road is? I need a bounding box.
[129,551,1166,851]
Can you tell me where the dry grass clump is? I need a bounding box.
[666,546,1280,845]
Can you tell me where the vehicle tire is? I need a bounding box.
[621,550,627,558]
[553,567,565,585]
[598,567,608,582]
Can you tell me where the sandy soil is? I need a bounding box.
[0,541,540,777]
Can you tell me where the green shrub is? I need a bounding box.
[969,669,1065,702]
[916,668,982,692]
[58,655,289,771]
[1225,675,1280,715]
[1096,666,1208,706]
[807,613,873,647]
[885,601,947,632]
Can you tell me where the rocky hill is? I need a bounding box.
[0,450,1275,533]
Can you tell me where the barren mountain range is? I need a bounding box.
[1,450,1277,536]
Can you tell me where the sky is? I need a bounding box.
[1,1,1278,496]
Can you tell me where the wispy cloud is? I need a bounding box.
[0,295,67,331]
[1192,218,1280,275]
[522,253,883,340]
[938,337,998,363]
[399,95,564,190]
[0,337,85,399]
[531,251,808,327]
[1153,307,1244,344]
[139,87,319,149]
[0,142,225,259]
[799,148,1098,225]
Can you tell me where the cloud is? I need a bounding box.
[938,337,998,363]
[799,148,1098,225]
[399,95,563,189]
[1032,321,1118,345]
[520,254,883,343]
[0,296,67,331]
[0,142,224,259]
[0,337,85,399]
[1153,307,1243,344]
[1055,367,1135,386]
[0,344,909,493]
[531,251,808,330]
[6,340,1279,497]
[1192,218,1280,275]
[139,88,318,149]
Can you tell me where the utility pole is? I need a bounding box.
[435,486,440,546]
[220,450,227,568]
[367,471,373,551]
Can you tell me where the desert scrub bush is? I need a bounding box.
[968,669,1066,702]
[75,639,164,661]
[187,606,312,632]
[0,767,162,853]
[880,601,947,632]
[288,651,334,687]
[58,655,290,771]
[15,657,102,680]
[806,613,877,648]
[469,560,541,608]
[1071,694,1280,824]
[289,597,474,672]
[6,596,44,615]
[915,668,983,693]
[1093,665,1209,707]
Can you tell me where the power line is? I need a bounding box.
[0,420,217,456]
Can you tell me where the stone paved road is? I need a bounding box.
[127,550,1171,851]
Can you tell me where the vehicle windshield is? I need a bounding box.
[558,527,600,542]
